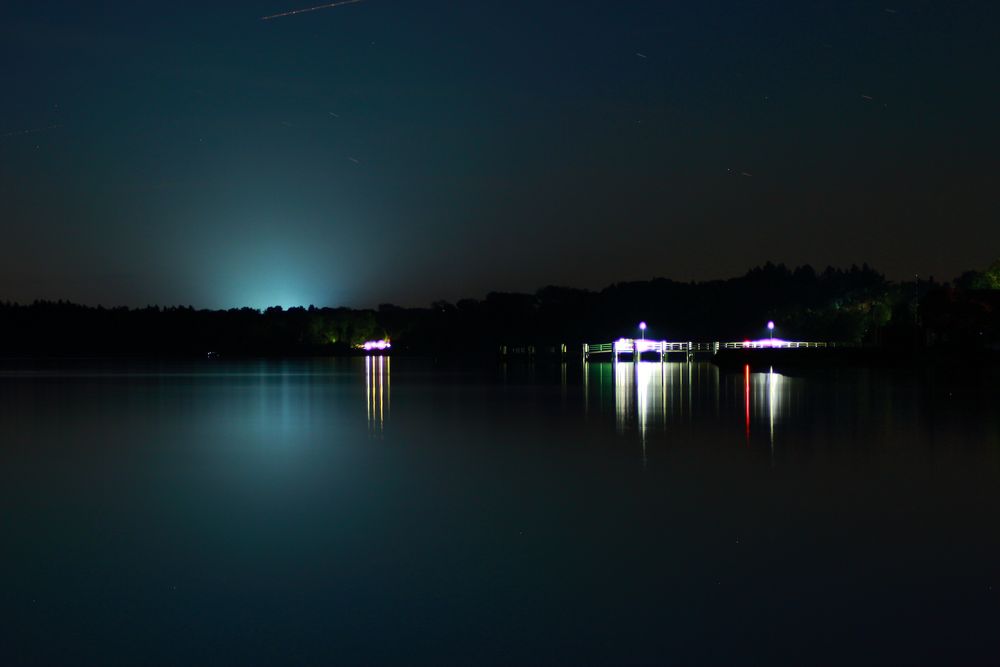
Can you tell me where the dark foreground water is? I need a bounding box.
[3,358,1000,665]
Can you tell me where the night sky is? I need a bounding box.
[2,1,998,308]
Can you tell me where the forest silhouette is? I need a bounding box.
[1,262,997,357]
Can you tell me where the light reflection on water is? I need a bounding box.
[365,355,390,435]
[2,358,1000,664]
[587,360,794,454]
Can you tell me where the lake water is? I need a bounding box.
[3,358,1000,665]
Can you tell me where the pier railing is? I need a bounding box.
[584,338,838,361]
[720,341,833,349]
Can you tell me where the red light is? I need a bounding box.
[744,364,751,442]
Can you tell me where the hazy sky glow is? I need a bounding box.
[2,1,998,308]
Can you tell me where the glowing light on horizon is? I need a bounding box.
[361,339,390,351]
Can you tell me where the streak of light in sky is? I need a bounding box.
[1,124,62,139]
[260,0,365,21]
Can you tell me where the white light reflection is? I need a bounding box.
[611,361,708,434]
[365,355,390,435]
[743,366,787,455]
[614,361,634,434]
[612,361,690,464]
[593,361,793,458]
[768,366,777,452]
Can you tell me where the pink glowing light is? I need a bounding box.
[743,338,790,349]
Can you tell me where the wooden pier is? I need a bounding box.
[583,339,835,362]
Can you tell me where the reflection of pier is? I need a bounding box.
[744,365,786,452]
[591,361,721,436]
[365,356,390,434]
[585,360,791,456]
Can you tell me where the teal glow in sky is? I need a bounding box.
[2,1,999,308]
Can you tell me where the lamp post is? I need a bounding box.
[639,321,647,340]
[767,320,775,346]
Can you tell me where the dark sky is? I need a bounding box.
[2,1,998,308]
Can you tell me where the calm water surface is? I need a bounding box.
[3,358,1000,665]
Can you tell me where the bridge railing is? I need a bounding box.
[586,339,699,355]
[721,341,833,349]
[585,339,839,358]
[611,339,692,353]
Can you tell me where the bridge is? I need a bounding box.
[583,338,836,362]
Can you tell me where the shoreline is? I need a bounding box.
[0,346,997,368]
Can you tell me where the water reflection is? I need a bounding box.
[744,364,751,442]
[4,360,1000,665]
[607,361,720,435]
[740,364,788,451]
[365,356,390,435]
[590,361,791,448]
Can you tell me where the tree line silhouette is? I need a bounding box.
[1,262,997,357]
